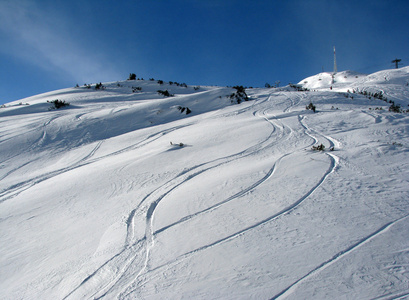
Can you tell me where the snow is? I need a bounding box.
[1,68,409,299]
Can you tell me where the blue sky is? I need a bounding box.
[1,0,408,104]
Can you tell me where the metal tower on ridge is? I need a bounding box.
[392,58,401,69]
[333,46,337,73]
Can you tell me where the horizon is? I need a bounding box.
[1,0,409,104]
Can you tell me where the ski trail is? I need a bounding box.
[105,93,293,297]
[0,115,60,166]
[298,115,318,146]
[181,153,336,253]
[215,90,272,118]
[155,154,287,235]
[121,92,333,297]
[271,215,409,300]
[64,95,282,299]
[63,241,147,300]
[34,115,61,148]
[77,140,104,163]
[0,124,191,204]
[123,97,341,297]
[151,104,302,238]
[116,147,276,293]
[372,290,409,300]
[126,151,338,298]
[62,125,206,299]
[283,92,306,113]
[0,160,37,182]
[70,92,320,298]
[299,114,342,150]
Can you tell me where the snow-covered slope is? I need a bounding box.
[299,67,409,106]
[1,69,409,299]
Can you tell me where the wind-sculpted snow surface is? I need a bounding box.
[1,69,409,299]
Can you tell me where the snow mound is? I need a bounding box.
[299,70,367,90]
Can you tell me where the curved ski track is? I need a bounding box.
[126,152,337,297]
[117,93,340,299]
[269,113,408,300]
[0,122,193,204]
[65,91,341,299]
[0,114,63,182]
[65,93,291,299]
[271,215,409,300]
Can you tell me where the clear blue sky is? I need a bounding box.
[1,0,408,104]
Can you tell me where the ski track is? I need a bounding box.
[270,215,409,300]
[4,91,322,299]
[69,93,283,298]
[372,290,409,300]
[298,114,343,150]
[121,148,337,299]
[283,92,305,113]
[0,115,60,165]
[39,91,338,298]
[60,123,216,299]
[3,69,409,299]
[0,160,38,183]
[0,123,193,204]
[62,131,199,298]
[119,92,340,299]
[152,104,300,236]
[64,93,285,298]
[154,153,287,236]
[77,140,104,164]
[270,108,409,300]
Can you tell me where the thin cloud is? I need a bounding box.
[0,0,121,84]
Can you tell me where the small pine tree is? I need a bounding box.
[229,86,248,104]
[128,73,136,80]
[157,90,174,97]
[389,103,401,113]
[95,82,104,90]
[177,106,192,115]
[306,102,316,112]
[49,99,69,109]
[312,144,325,151]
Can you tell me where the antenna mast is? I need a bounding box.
[333,46,337,73]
